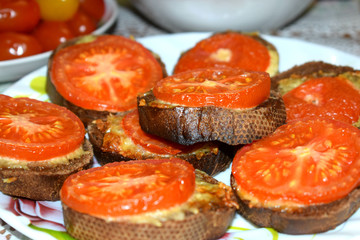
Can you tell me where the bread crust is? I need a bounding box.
[230,175,360,234]
[62,171,237,240]
[137,90,286,146]
[87,117,234,175]
[0,139,93,201]
[46,35,167,127]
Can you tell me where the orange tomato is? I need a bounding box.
[61,158,196,216]
[0,94,85,161]
[173,32,271,74]
[153,68,271,109]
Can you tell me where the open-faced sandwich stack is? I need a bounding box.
[60,158,239,240]
[137,67,287,146]
[0,94,93,201]
[46,34,167,126]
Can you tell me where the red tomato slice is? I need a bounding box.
[50,35,164,112]
[60,158,196,216]
[0,94,85,161]
[173,32,271,74]
[283,76,360,124]
[232,118,360,205]
[122,110,186,155]
[153,67,270,109]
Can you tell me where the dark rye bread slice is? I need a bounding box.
[271,61,355,95]
[137,90,286,146]
[0,139,93,201]
[230,175,360,234]
[46,35,167,127]
[62,170,238,240]
[87,116,234,176]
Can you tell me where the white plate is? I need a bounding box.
[2,33,360,240]
[0,0,118,83]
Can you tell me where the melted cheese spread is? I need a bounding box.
[233,181,307,211]
[266,49,279,77]
[0,145,87,170]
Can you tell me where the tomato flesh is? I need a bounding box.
[50,35,164,112]
[232,118,360,205]
[122,110,186,155]
[173,32,271,74]
[153,67,270,109]
[283,76,360,124]
[0,95,85,161]
[60,158,196,216]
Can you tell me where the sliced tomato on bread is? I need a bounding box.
[153,67,271,109]
[61,158,196,216]
[122,110,186,155]
[233,117,360,205]
[0,94,85,161]
[138,67,285,146]
[61,159,238,240]
[173,32,279,76]
[48,35,165,113]
[283,76,360,124]
[231,117,360,234]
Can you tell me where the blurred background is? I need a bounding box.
[116,0,360,56]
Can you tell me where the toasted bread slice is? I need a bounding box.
[0,139,93,201]
[87,113,234,175]
[62,170,238,240]
[137,90,286,146]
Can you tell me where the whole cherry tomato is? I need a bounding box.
[0,0,41,33]
[0,32,43,61]
[79,0,105,21]
[67,9,97,36]
[32,21,75,51]
[36,0,79,21]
